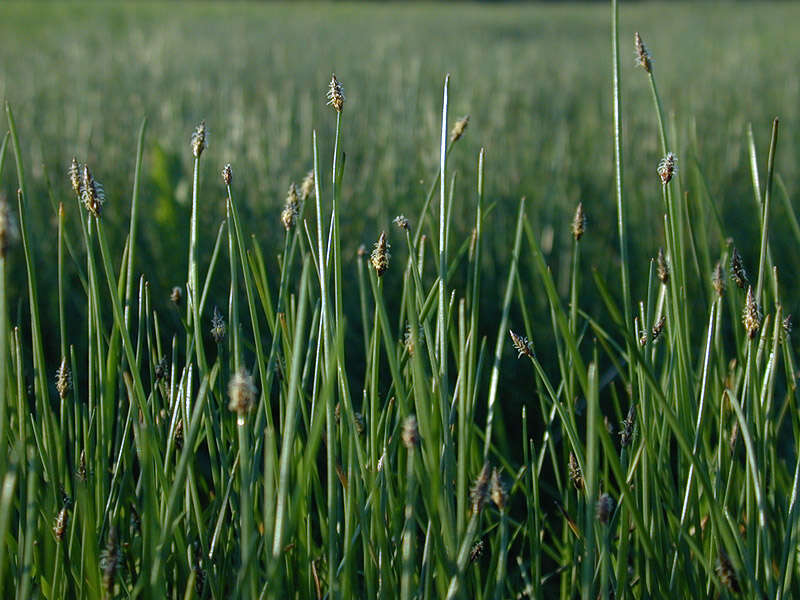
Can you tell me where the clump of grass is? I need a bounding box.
[0,3,798,599]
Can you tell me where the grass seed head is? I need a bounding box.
[175,418,184,451]
[211,306,226,343]
[281,182,300,231]
[191,120,207,158]
[370,231,390,276]
[490,468,508,511]
[393,214,410,231]
[716,550,741,594]
[155,356,169,381]
[450,114,470,142]
[743,286,762,339]
[656,247,670,283]
[77,449,87,482]
[783,314,792,335]
[228,368,258,424]
[53,506,69,541]
[170,286,182,305]
[713,260,726,296]
[730,246,748,288]
[571,202,586,241]
[402,415,419,449]
[327,73,345,113]
[301,170,315,201]
[222,163,232,185]
[657,152,677,185]
[81,165,105,217]
[651,315,666,342]
[595,493,615,524]
[471,462,491,514]
[634,32,653,73]
[69,157,83,198]
[56,357,72,399]
[569,452,584,491]
[509,329,534,358]
[620,405,635,447]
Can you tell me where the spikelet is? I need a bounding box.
[53,506,69,541]
[357,244,367,259]
[450,115,470,143]
[730,246,748,288]
[657,152,677,185]
[783,314,792,335]
[595,493,615,524]
[77,449,87,482]
[281,183,300,231]
[301,170,315,201]
[370,231,390,276]
[620,405,635,447]
[656,247,670,284]
[327,74,345,113]
[401,415,419,449]
[509,329,534,358]
[490,468,508,511]
[651,315,666,342]
[470,463,491,514]
[191,120,207,158]
[715,550,741,594]
[222,163,232,186]
[568,452,584,491]
[712,260,726,296]
[81,165,105,217]
[154,355,169,381]
[170,286,182,305]
[56,357,72,399]
[69,157,83,198]
[393,215,410,231]
[634,32,653,73]
[571,202,585,241]
[469,539,486,563]
[228,368,258,425]
[174,418,184,451]
[742,286,761,340]
[210,306,226,343]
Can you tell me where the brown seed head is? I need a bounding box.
[657,152,677,185]
[211,306,226,344]
[393,215,410,231]
[656,247,670,284]
[651,315,666,342]
[571,202,586,241]
[634,32,653,73]
[56,357,72,399]
[490,468,508,511]
[77,449,87,482]
[568,452,584,491]
[743,286,762,340]
[401,415,419,449]
[175,418,184,451]
[620,405,635,447]
[69,157,83,198]
[228,368,258,424]
[301,170,315,201]
[370,231,390,276]
[596,493,615,524]
[716,550,741,594]
[191,120,207,158]
[783,314,792,335]
[470,462,491,514]
[712,260,726,296]
[450,115,470,143]
[81,165,105,217]
[53,506,69,541]
[222,163,232,186]
[170,286,183,305]
[509,329,534,359]
[730,246,748,288]
[327,74,345,113]
[281,182,300,231]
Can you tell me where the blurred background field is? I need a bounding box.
[1,0,799,420]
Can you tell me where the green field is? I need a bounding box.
[1,1,800,598]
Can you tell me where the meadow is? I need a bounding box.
[1,1,800,598]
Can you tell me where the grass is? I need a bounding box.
[1,1,800,598]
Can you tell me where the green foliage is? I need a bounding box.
[0,2,799,599]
